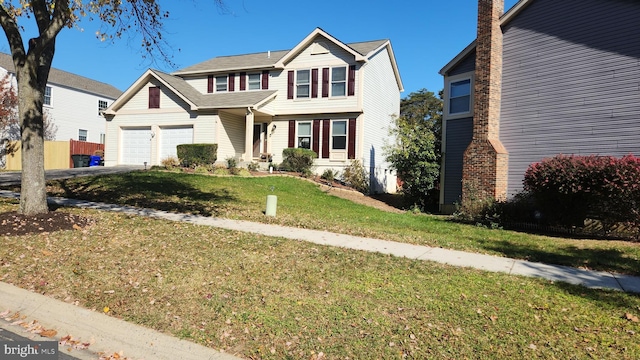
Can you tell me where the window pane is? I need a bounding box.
[450,96,470,114]
[298,137,311,149]
[248,74,261,90]
[298,123,311,136]
[297,70,310,83]
[333,136,346,150]
[332,121,347,135]
[216,76,227,91]
[332,83,345,97]
[450,79,470,97]
[297,85,309,98]
[332,67,346,82]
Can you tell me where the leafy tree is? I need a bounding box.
[0,0,224,215]
[385,89,443,210]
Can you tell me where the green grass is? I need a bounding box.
[0,200,638,359]
[42,170,640,276]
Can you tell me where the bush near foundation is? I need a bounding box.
[177,144,217,168]
[523,154,640,230]
[281,148,317,176]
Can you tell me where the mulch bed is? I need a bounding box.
[0,211,95,236]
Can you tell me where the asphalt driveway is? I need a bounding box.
[0,165,145,186]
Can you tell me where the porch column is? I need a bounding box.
[244,108,254,161]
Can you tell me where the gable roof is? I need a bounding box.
[105,69,277,114]
[0,52,122,99]
[172,28,395,77]
[439,0,534,75]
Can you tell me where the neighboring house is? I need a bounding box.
[438,0,640,213]
[104,28,403,193]
[0,52,122,144]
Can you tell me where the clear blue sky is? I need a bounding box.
[0,0,519,98]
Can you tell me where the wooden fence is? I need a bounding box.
[5,140,105,170]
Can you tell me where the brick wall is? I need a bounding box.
[462,0,509,202]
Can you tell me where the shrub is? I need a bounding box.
[247,162,260,172]
[523,154,640,231]
[225,157,238,169]
[321,168,339,182]
[281,148,317,174]
[177,144,217,168]
[341,159,370,194]
[160,156,180,169]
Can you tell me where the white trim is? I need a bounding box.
[444,72,474,120]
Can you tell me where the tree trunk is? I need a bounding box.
[17,61,48,215]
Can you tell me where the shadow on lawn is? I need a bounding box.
[477,238,640,276]
[52,172,237,217]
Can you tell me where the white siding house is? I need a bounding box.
[105,28,403,192]
[0,53,122,144]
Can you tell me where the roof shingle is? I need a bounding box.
[0,53,122,99]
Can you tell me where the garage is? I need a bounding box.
[160,126,193,160]
[121,127,151,165]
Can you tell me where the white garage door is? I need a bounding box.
[160,126,193,160]
[121,128,151,165]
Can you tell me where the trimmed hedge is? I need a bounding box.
[281,148,317,174]
[523,154,640,229]
[177,144,218,168]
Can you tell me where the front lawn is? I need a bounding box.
[0,199,638,359]
[42,170,640,276]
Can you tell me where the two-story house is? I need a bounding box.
[104,28,403,193]
[0,52,122,144]
[438,0,640,213]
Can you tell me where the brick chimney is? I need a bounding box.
[462,0,509,203]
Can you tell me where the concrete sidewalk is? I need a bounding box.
[40,194,640,294]
[1,191,639,360]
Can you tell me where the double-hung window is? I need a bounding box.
[248,74,261,90]
[44,86,52,106]
[78,129,87,142]
[215,75,228,92]
[296,70,310,98]
[332,120,347,150]
[297,122,311,149]
[98,100,108,115]
[449,79,471,115]
[331,67,347,97]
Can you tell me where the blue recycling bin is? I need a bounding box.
[89,155,102,167]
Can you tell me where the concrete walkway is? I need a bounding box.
[1,191,639,360]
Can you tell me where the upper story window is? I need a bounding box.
[332,120,347,150]
[44,86,52,106]
[296,70,310,99]
[215,75,227,92]
[78,129,87,142]
[297,122,311,149]
[449,78,471,115]
[98,100,108,115]
[248,73,261,90]
[149,86,160,108]
[331,67,347,97]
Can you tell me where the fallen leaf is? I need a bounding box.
[40,329,58,338]
[624,313,639,322]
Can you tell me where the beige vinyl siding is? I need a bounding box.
[361,46,401,193]
[217,112,246,161]
[269,40,360,115]
[118,80,187,112]
[183,76,209,94]
[268,118,291,164]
